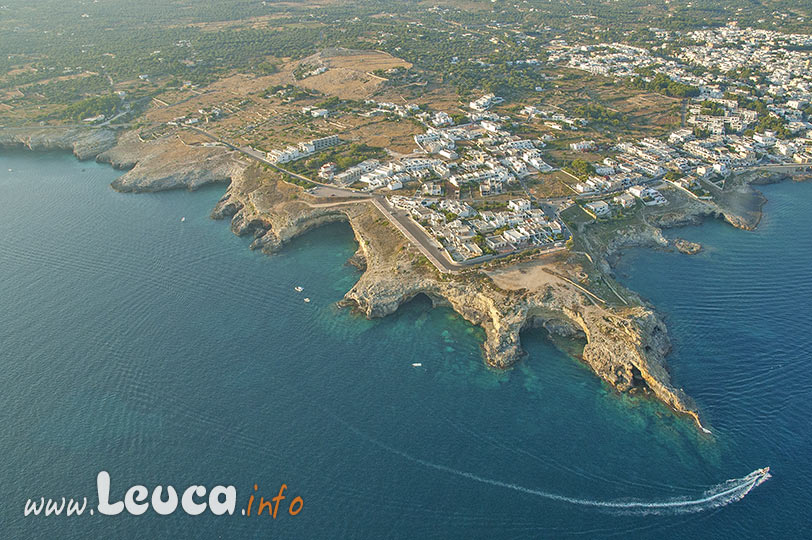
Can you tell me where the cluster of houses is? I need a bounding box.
[361,99,421,119]
[583,184,667,218]
[355,157,440,190]
[666,122,812,176]
[572,114,812,203]
[266,135,340,164]
[680,25,812,109]
[553,42,660,80]
[685,100,758,136]
[521,106,587,131]
[389,196,566,261]
[317,107,553,197]
[555,24,811,141]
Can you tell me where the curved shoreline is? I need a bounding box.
[5,125,806,432]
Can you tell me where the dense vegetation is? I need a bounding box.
[62,94,120,121]
[699,101,727,117]
[566,159,596,180]
[284,143,387,177]
[628,70,700,98]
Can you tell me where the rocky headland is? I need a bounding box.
[5,125,803,433]
[1,126,246,192]
[0,126,117,160]
[210,164,706,430]
[98,130,245,192]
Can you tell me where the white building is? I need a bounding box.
[570,140,596,152]
[613,193,636,208]
[508,199,531,212]
[469,94,504,111]
[585,200,611,217]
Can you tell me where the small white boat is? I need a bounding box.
[294,286,304,292]
[180,217,186,222]
[303,297,311,303]
[411,362,422,367]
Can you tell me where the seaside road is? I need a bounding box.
[735,163,812,173]
[183,125,366,199]
[371,196,464,274]
[184,125,566,275]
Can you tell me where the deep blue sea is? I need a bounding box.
[1,150,810,538]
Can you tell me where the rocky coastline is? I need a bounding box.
[1,126,246,192]
[0,126,118,160]
[5,125,802,433]
[208,163,707,430]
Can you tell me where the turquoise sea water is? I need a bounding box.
[0,150,810,538]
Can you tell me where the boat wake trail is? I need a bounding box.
[334,415,770,515]
[419,461,771,516]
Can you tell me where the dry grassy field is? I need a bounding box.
[294,49,412,99]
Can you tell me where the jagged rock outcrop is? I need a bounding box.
[606,224,669,255]
[674,239,702,255]
[4,128,715,430]
[209,165,706,428]
[98,131,245,192]
[342,235,705,428]
[212,167,352,251]
[0,127,117,160]
[568,306,702,428]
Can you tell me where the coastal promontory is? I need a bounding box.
[3,124,806,433]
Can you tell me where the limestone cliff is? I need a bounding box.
[98,131,246,192]
[0,127,117,160]
[0,126,245,192]
[212,164,706,430]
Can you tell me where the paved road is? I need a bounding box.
[371,197,464,274]
[734,163,812,173]
[185,125,365,198]
[186,125,567,274]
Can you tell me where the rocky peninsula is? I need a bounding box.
[208,163,706,430]
[4,125,805,433]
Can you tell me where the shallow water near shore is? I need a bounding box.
[1,150,810,538]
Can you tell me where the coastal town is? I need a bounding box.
[4,5,811,533]
[2,0,812,407]
[4,6,811,274]
[163,23,811,270]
